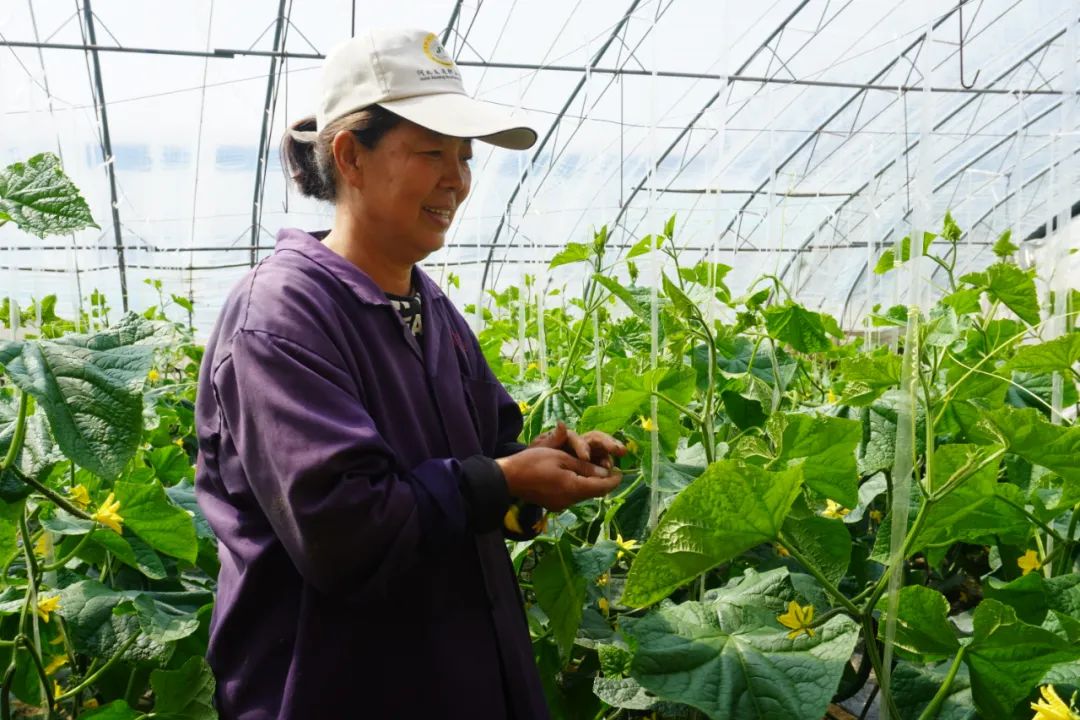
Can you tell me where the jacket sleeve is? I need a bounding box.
[465,330,548,541]
[214,328,506,594]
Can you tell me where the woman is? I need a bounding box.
[195,28,624,720]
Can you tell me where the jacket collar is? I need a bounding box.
[273,228,448,308]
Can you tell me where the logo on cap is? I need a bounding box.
[422,33,454,67]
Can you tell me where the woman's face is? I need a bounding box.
[354,119,473,263]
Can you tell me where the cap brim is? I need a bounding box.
[378,93,537,150]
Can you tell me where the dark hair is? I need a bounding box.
[280,105,403,202]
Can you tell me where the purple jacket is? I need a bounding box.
[195,228,549,720]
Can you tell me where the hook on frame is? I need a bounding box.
[959,1,980,90]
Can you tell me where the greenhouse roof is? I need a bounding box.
[2,0,1079,333]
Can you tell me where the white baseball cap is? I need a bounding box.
[316,28,537,150]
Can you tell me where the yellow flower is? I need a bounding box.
[91,493,124,534]
[615,533,640,559]
[774,543,790,558]
[626,439,639,455]
[173,437,185,448]
[34,534,50,557]
[518,400,530,414]
[527,362,538,371]
[147,368,160,383]
[827,389,838,403]
[869,509,883,523]
[639,415,656,432]
[82,698,99,710]
[777,600,816,640]
[598,597,610,616]
[597,573,609,587]
[44,655,67,676]
[1018,549,1042,576]
[1031,684,1080,720]
[69,484,91,509]
[821,499,850,520]
[36,595,61,623]
[53,681,63,700]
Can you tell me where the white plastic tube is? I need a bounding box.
[648,9,661,531]
[881,15,937,717]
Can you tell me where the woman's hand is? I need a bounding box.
[496,447,621,512]
[530,421,627,470]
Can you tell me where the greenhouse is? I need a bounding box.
[1,0,1079,718]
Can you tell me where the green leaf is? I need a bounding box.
[577,389,650,436]
[91,529,167,580]
[621,461,802,608]
[1005,333,1080,374]
[979,407,1080,484]
[662,273,695,320]
[171,294,194,313]
[149,656,217,720]
[627,235,662,259]
[716,336,797,387]
[128,593,201,644]
[549,242,592,269]
[871,304,909,327]
[57,580,168,663]
[623,600,859,720]
[591,677,659,711]
[942,211,962,243]
[533,537,587,662]
[593,274,647,319]
[770,413,861,507]
[984,573,1080,626]
[678,261,732,290]
[875,586,959,660]
[992,229,1019,257]
[113,481,198,563]
[781,515,851,586]
[874,249,895,275]
[720,390,766,430]
[148,445,194,485]
[960,262,1040,326]
[664,214,676,239]
[0,338,153,478]
[572,539,619,582]
[81,701,142,720]
[838,354,902,407]
[891,661,975,720]
[0,153,97,238]
[763,302,832,354]
[940,288,983,315]
[965,599,1080,718]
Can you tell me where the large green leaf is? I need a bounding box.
[53,313,176,351]
[0,401,63,491]
[763,302,832,354]
[81,701,142,720]
[149,656,217,720]
[875,585,959,660]
[549,242,592,269]
[769,412,861,507]
[838,353,902,407]
[708,567,799,631]
[90,529,167,580]
[858,392,926,476]
[984,573,1080,626]
[780,515,851,587]
[960,262,1040,326]
[623,600,859,720]
[979,407,1080,485]
[113,480,197,563]
[964,600,1080,718]
[57,580,168,663]
[1006,333,1080,374]
[127,593,201,644]
[621,461,802,608]
[716,336,797,387]
[533,537,588,662]
[0,339,152,478]
[0,153,97,238]
[594,275,648,320]
[891,661,975,720]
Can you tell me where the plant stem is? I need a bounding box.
[995,494,1064,543]
[6,465,92,521]
[863,503,930,614]
[0,391,28,474]
[56,632,140,701]
[42,532,95,572]
[859,613,902,720]
[916,646,967,720]
[650,390,701,425]
[776,533,860,616]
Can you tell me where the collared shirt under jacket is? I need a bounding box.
[194,228,549,720]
